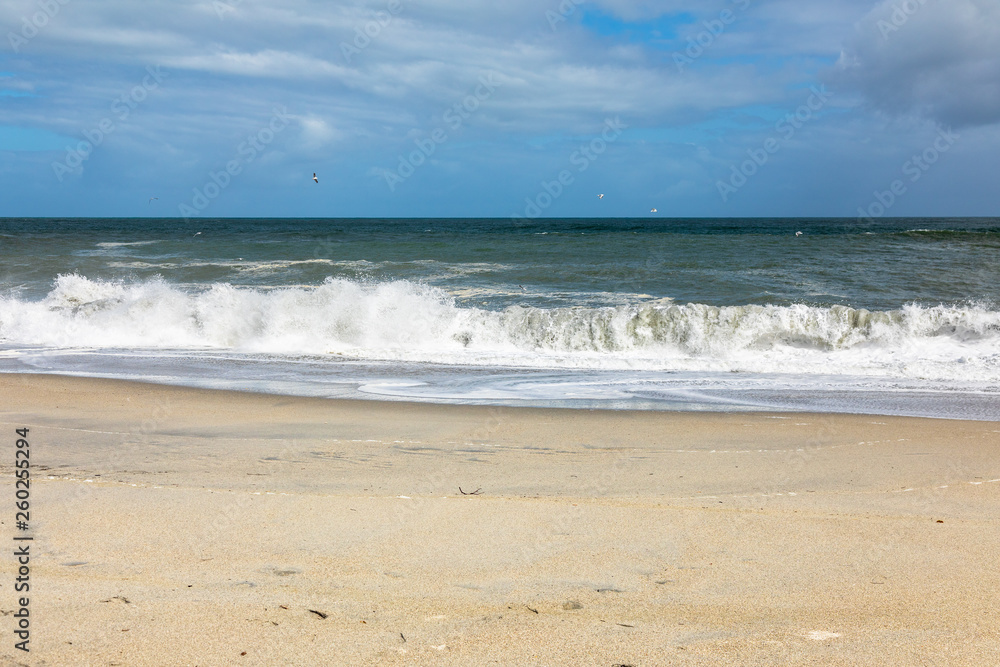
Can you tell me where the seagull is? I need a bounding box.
[650,208,657,213]
[148,197,158,204]
[312,173,319,183]
[597,194,604,199]
[193,231,202,237]
[518,285,526,292]
[795,231,803,236]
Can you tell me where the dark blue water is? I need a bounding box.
[2,217,998,307]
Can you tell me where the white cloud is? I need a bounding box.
[296,114,343,148]
[162,48,355,81]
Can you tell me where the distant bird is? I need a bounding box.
[193,231,202,237]
[312,173,319,183]
[795,231,803,236]
[148,197,158,204]
[519,285,526,292]
[597,194,604,199]
[650,208,657,213]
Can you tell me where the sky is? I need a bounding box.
[0,0,998,219]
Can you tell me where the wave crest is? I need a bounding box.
[1,275,998,381]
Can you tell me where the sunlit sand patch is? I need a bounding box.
[804,630,841,640]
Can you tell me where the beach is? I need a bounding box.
[2,373,998,665]
[5,0,1000,658]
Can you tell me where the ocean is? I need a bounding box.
[1,217,998,419]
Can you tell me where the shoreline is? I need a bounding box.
[2,373,999,664]
[3,368,998,423]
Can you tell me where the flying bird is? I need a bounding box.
[795,231,803,237]
[650,208,657,213]
[312,173,319,183]
[193,231,202,237]
[597,194,604,199]
[148,197,158,204]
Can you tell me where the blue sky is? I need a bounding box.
[1,0,998,218]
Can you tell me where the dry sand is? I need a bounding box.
[1,373,998,665]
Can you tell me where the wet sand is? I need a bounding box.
[1,373,998,665]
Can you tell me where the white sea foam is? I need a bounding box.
[94,241,163,248]
[1,275,998,383]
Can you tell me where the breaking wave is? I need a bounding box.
[1,274,998,382]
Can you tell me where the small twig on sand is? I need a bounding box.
[308,610,328,619]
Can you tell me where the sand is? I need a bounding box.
[1,373,998,665]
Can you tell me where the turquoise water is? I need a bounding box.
[1,217,998,418]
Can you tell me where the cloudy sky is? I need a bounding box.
[1,0,997,218]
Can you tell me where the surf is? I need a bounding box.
[1,275,998,384]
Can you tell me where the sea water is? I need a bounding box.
[1,217,998,419]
